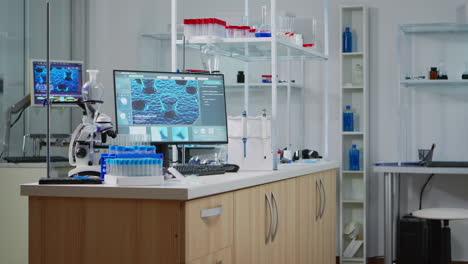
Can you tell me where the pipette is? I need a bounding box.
[242,110,247,158]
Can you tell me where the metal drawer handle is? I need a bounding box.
[316,180,320,220]
[200,206,224,218]
[265,193,274,243]
[271,192,280,241]
[320,179,326,218]
[317,179,323,220]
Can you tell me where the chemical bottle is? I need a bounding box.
[343,27,353,53]
[462,62,468,79]
[352,64,363,85]
[343,105,354,132]
[349,144,360,171]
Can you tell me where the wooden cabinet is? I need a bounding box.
[28,169,336,264]
[233,179,296,264]
[188,247,232,264]
[185,192,233,261]
[296,170,337,264]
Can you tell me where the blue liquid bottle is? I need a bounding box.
[343,105,354,132]
[343,27,352,53]
[349,144,360,171]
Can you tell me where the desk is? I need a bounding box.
[373,163,468,264]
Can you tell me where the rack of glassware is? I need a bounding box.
[166,0,330,169]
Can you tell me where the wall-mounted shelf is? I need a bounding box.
[174,37,328,61]
[141,32,183,40]
[340,5,368,264]
[399,23,468,33]
[400,80,468,86]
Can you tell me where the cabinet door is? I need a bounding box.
[266,179,297,264]
[321,170,337,264]
[233,185,269,264]
[296,173,321,264]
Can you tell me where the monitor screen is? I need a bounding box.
[30,60,83,106]
[113,70,228,144]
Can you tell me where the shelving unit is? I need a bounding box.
[169,0,330,169]
[339,5,368,264]
[397,23,468,163]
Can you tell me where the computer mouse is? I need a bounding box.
[222,163,239,173]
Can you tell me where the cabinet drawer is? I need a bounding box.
[185,192,233,261]
[187,247,232,264]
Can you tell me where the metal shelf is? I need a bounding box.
[173,37,328,61]
[400,80,468,86]
[399,23,468,33]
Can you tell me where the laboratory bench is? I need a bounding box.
[21,161,339,264]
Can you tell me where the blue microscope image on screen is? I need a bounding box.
[33,65,81,93]
[130,79,200,125]
[172,127,189,142]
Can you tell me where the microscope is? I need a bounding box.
[68,70,116,176]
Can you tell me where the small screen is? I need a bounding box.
[113,71,228,144]
[31,60,83,105]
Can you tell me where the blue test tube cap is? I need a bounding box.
[148,146,156,153]
[117,146,126,153]
[346,105,351,110]
[352,144,357,148]
[109,145,117,151]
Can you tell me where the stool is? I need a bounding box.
[412,208,468,264]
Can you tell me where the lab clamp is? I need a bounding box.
[68,70,116,176]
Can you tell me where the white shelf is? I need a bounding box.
[342,170,364,174]
[342,131,364,135]
[340,5,368,264]
[342,52,363,56]
[399,23,468,33]
[400,80,468,86]
[173,36,328,61]
[225,83,303,90]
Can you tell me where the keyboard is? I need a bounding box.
[4,156,69,163]
[172,164,226,176]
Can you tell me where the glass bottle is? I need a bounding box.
[352,64,363,85]
[349,144,360,171]
[343,105,354,132]
[462,62,468,80]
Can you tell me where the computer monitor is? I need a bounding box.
[113,70,228,144]
[30,60,84,106]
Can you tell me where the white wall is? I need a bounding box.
[87,0,468,260]
[327,0,468,260]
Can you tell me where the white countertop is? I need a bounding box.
[21,160,339,200]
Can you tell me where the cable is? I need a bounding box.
[419,174,435,210]
[10,108,26,128]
